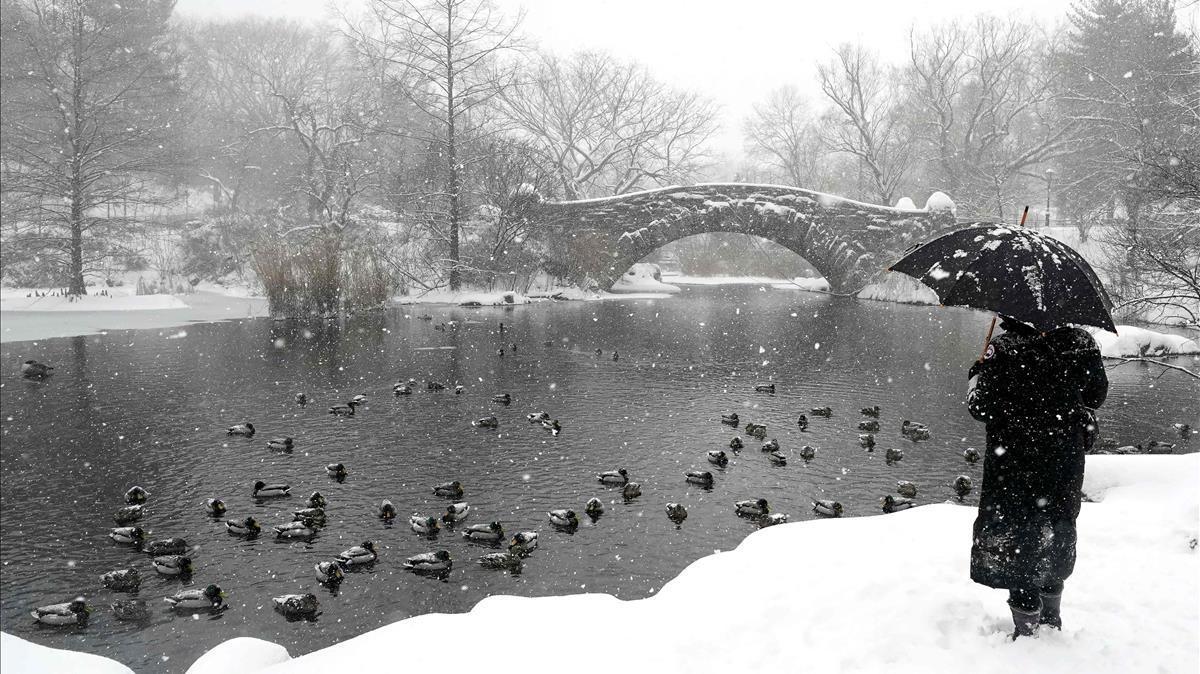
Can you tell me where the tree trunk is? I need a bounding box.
[67,14,86,296]
[445,16,461,292]
[68,199,86,295]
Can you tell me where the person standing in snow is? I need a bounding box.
[965,315,1108,639]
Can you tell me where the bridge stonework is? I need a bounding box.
[523,183,957,292]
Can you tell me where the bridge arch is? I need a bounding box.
[523,183,956,293]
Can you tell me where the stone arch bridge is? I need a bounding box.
[521,183,957,293]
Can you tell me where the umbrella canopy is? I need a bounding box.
[888,223,1116,333]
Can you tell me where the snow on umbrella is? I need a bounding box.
[887,223,1116,334]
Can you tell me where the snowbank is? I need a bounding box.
[771,276,832,292]
[858,272,940,305]
[0,632,134,674]
[609,263,681,294]
[661,274,788,286]
[0,286,188,312]
[185,638,291,674]
[393,290,534,306]
[1089,325,1200,358]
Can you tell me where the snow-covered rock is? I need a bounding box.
[0,632,134,674]
[894,197,917,210]
[610,263,681,294]
[924,191,956,215]
[1089,325,1200,358]
[186,638,291,674]
[858,272,939,305]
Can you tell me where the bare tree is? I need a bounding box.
[817,44,911,204]
[743,85,832,190]
[501,51,719,199]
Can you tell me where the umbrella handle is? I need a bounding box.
[1019,205,1029,227]
[978,316,997,363]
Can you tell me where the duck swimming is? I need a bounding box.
[896,481,918,498]
[336,541,378,566]
[548,509,579,528]
[859,434,876,450]
[721,413,740,426]
[433,481,464,498]
[796,415,808,431]
[858,420,880,432]
[273,594,319,618]
[113,505,144,525]
[953,475,973,498]
[403,550,452,573]
[31,598,89,626]
[622,482,642,500]
[442,502,470,524]
[759,513,789,528]
[20,360,54,379]
[472,414,499,428]
[755,383,776,394]
[144,537,189,556]
[329,401,359,416]
[881,495,915,513]
[509,531,539,556]
[111,599,150,622]
[124,485,150,505]
[962,447,981,464]
[861,405,881,418]
[1145,440,1176,454]
[478,552,523,570]
[274,521,316,539]
[810,407,833,418]
[267,437,294,451]
[379,500,398,522]
[226,517,260,537]
[462,521,505,542]
[760,438,780,452]
[885,447,904,463]
[729,436,744,451]
[292,507,327,527]
[410,514,439,535]
[253,481,290,498]
[352,394,368,405]
[165,585,225,610]
[152,555,192,576]
[527,411,550,423]
[427,381,446,390]
[744,423,767,439]
[685,470,714,486]
[205,498,226,517]
[735,499,770,517]
[585,497,604,518]
[1173,423,1193,439]
[492,393,512,405]
[901,420,931,441]
[315,561,344,584]
[543,419,562,435]
[295,393,308,406]
[455,384,465,394]
[306,491,327,508]
[798,445,816,461]
[768,450,787,465]
[812,499,843,517]
[393,382,413,395]
[227,422,255,436]
[109,526,145,545]
[666,503,688,523]
[597,468,630,485]
[101,568,140,592]
[326,463,348,479]
[707,450,729,467]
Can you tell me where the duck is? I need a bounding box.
[274,521,316,539]
[760,438,780,452]
[205,498,226,517]
[859,434,876,450]
[527,411,550,423]
[226,517,260,537]
[393,382,413,395]
[901,420,931,441]
[403,550,452,573]
[798,445,816,461]
[735,499,770,517]
[755,383,776,394]
[721,413,740,426]
[896,481,918,498]
[325,463,348,479]
[295,393,308,406]
[744,423,767,439]
[267,436,294,451]
[427,381,446,390]
[291,507,327,527]
[336,541,378,567]
[885,447,904,463]
[352,394,368,405]
[31,598,89,625]
[622,482,642,500]
[685,470,714,486]
[379,500,398,522]
[306,491,327,508]
[227,422,255,436]
[124,485,150,505]
[111,599,151,622]
[151,555,192,576]
[548,509,579,528]
[881,495,916,513]
[472,415,499,429]
[253,481,290,498]
[165,585,225,610]
[433,481,465,498]
[1173,423,1193,438]
[953,475,973,498]
[409,514,440,535]
[858,420,880,433]
[143,537,189,556]
[759,513,790,528]
[962,447,981,464]
[329,401,359,416]
[109,526,145,545]
[112,505,144,525]
[462,521,505,542]
[729,436,744,451]
[315,561,344,584]
[861,405,881,418]
[812,499,843,517]
[273,593,319,618]
[442,502,471,524]
[585,497,604,518]
[768,450,788,465]
[492,393,512,405]
[1145,440,1176,454]
[594,348,603,357]
[597,468,630,485]
[707,450,729,467]
[455,384,465,394]
[497,348,505,357]
[612,351,619,362]
[478,552,523,570]
[20,360,54,379]
[796,415,808,431]
[543,419,562,436]
[666,503,688,523]
[810,407,833,418]
[100,568,140,592]
[509,531,539,556]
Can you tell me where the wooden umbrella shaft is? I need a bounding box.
[978,316,997,362]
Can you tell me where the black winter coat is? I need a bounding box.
[966,324,1108,589]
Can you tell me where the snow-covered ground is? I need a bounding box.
[660,274,832,293]
[0,285,188,312]
[610,262,681,294]
[1090,324,1200,358]
[1,632,134,674]
[858,272,940,305]
[393,289,535,306]
[8,454,1191,674]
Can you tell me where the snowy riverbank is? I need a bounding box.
[1089,324,1200,358]
[5,453,1194,674]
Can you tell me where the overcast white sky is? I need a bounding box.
[176,0,1198,160]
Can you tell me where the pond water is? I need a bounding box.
[2,285,1196,672]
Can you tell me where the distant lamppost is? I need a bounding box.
[1044,168,1055,228]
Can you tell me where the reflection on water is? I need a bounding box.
[1,286,1195,672]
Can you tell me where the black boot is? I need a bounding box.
[1039,592,1062,629]
[1009,603,1040,640]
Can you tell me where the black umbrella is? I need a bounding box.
[887,220,1116,335]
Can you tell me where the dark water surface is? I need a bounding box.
[2,286,1196,672]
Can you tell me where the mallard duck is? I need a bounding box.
[455,384,465,394]
[1173,423,1193,438]
[881,495,915,513]
[901,420,930,441]
[707,450,729,467]
[111,599,150,622]
[291,507,326,527]
[100,568,140,592]
[810,407,832,418]
[109,526,145,545]
[205,498,226,517]
[665,502,688,523]
[326,463,348,479]
[612,350,619,362]
[472,415,499,428]
[403,550,452,572]
[410,514,440,535]
[497,348,505,357]
[165,585,225,610]
[735,499,769,517]
[433,481,464,498]
[329,401,358,416]
[598,468,629,485]
[113,505,144,525]
[273,593,319,617]
[336,541,378,566]
[745,423,767,439]
[478,552,522,570]
[548,509,579,528]
[594,348,602,357]
[796,415,808,431]
[858,420,880,432]
[685,470,714,486]
[315,561,344,584]
[462,521,505,542]
[510,531,539,556]
[227,422,255,436]
[492,393,512,404]
[768,450,787,465]
[799,445,816,461]
[759,513,789,528]
[755,383,776,393]
[1145,440,1176,454]
[352,394,368,405]
[527,412,550,423]
[962,447,981,464]
[144,537,188,556]
[393,382,413,395]
[152,555,192,576]
[760,438,780,452]
[253,481,290,498]
[885,447,904,463]
[812,499,843,517]
[31,598,89,625]
[306,491,327,508]
[859,434,876,450]
[267,436,294,451]
[585,497,604,517]
[226,517,260,537]
[427,381,446,390]
[729,436,744,451]
[124,485,150,504]
[721,413,740,426]
[953,475,973,498]
[379,500,397,522]
[295,393,308,406]
[438,502,469,524]
[542,419,562,435]
[896,481,918,498]
[20,360,54,379]
[622,482,642,499]
[274,521,316,539]
[861,405,881,418]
